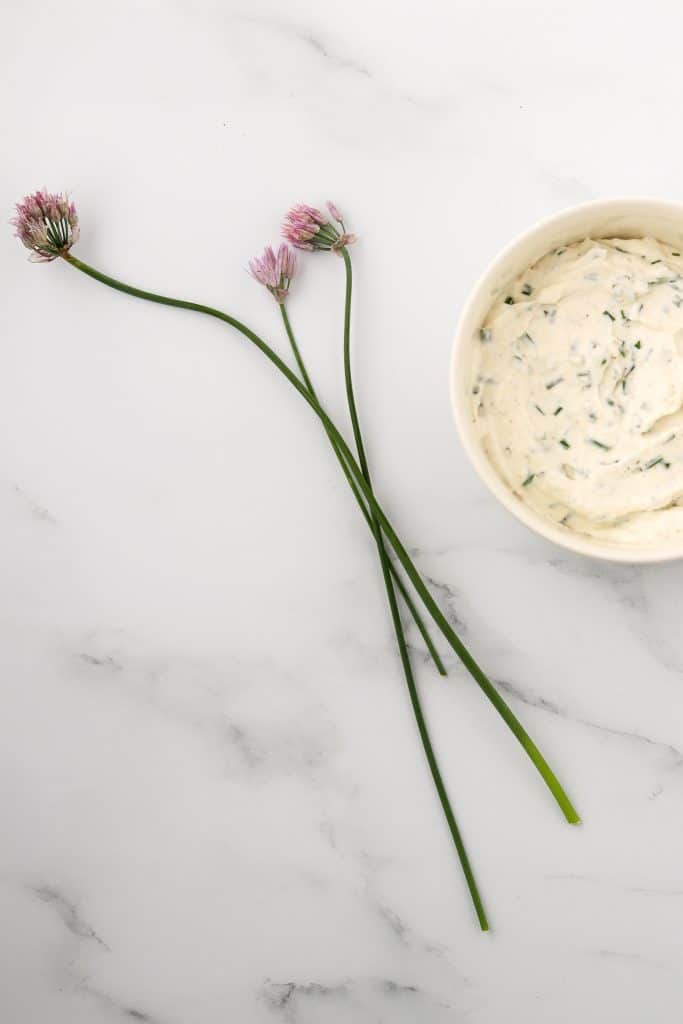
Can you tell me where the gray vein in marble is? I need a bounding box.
[24,883,163,1024]
[547,872,683,898]
[537,167,596,204]
[222,721,263,770]
[81,984,162,1024]
[10,482,58,524]
[543,557,683,676]
[72,638,343,787]
[419,541,651,624]
[594,948,653,964]
[262,976,449,1021]
[263,19,373,81]
[419,571,466,632]
[589,948,671,972]
[403,557,683,762]
[484,550,683,678]
[28,884,110,951]
[233,13,446,110]
[346,546,683,785]
[370,898,452,962]
[494,677,562,716]
[79,652,125,672]
[495,676,683,766]
[625,884,683,897]
[264,979,348,1012]
[374,900,413,944]
[404,638,443,670]
[358,853,447,958]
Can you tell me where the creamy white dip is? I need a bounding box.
[470,237,683,545]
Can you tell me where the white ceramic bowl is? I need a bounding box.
[450,197,683,564]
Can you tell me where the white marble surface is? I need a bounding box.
[3,1,683,1020]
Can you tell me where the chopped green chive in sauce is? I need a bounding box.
[559,439,571,449]
[622,365,635,391]
[603,310,615,321]
[673,252,681,257]
[553,406,563,415]
[635,340,642,349]
[644,456,664,469]
[504,296,514,305]
[650,259,662,265]
[522,473,535,487]
[589,439,611,451]
[620,309,629,321]
[615,246,629,253]
[521,283,533,296]
[545,377,564,390]
[534,404,545,415]
[479,327,492,342]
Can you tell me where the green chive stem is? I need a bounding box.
[61,252,580,827]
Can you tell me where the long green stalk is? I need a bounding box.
[61,252,580,826]
[338,249,488,926]
[280,295,486,928]
[280,305,446,675]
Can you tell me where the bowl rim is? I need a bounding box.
[449,195,683,564]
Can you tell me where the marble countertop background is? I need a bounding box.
[3,1,683,1020]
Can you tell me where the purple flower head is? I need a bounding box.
[326,201,343,223]
[249,243,297,304]
[12,189,79,262]
[282,202,356,253]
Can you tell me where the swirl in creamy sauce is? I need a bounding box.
[470,237,683,545]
